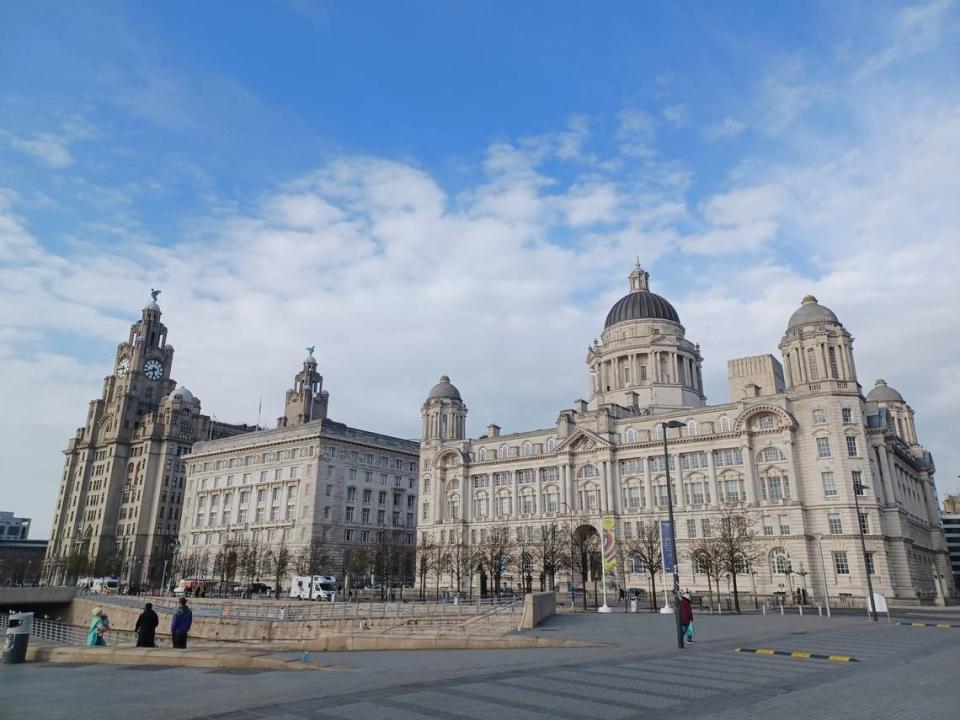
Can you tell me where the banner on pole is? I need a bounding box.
[601,516,617,573]
[660,520,676,573]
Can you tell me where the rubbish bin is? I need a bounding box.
[630,599,638,613]
[2,611,33,664]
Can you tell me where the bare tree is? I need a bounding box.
[430,539,450,598]
[510,528,535,594]
[624,520,664,611]
[342,546,371,599]
[445,527,470,598]
[213,539,241,594]
[416,537,432,600]
[271,540,292,599]
[688,537,724,609]
[374,530,403,600]
[476,525,513,596]
[715,509,766,614]
[534,522,569,592]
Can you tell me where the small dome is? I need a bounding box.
[786,295,839,330]
[144,300,160,311]
[866,379,904,404]
[168,387,195,404]
[427,375,461,401]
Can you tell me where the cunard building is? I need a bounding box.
[418,263,952,605]
[43,292,253,586]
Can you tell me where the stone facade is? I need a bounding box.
[43,294,254,586]
[942,494,960,593]
[418,263,952,605]
[179,353,419,587]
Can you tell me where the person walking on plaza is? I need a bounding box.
[170,597,193,649]
[86,607,110,647]
[679,591,694,643]
[135,602,159,647]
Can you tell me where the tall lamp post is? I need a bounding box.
[852,477,878,622]
[661,419,686,649]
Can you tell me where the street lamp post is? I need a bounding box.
[853,477,878,622]
[662,419,686,650]
[798,564,808,605]
[815,533,832,619]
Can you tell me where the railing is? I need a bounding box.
[1,612,227,648]
[384,597,521,636]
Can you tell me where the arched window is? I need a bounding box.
[478,448,487,461]
[498,444,509,459]
[718,415,731,433]
[828,346,839,379]
[756,414,776,430]
[769,548,790,575]
[632,555,646,573]
[546,437,556,453]
[522,441,533,457]
[625,427,637,443]
[439,415,448,438]
[687,420,698,437]
[806,348,819,381]
[758,447,784,463]
[577,465,598,480]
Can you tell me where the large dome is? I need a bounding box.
[604,291,680,328]
[867,379,904,404]
[603,262,680,328]
[427,375,461,401]
[786,295,839,330]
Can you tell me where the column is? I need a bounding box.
[706,450,718,507]
[601,461,610,514]
[742,441,757,506]
[819,343,829,381]
[610,459,621,514]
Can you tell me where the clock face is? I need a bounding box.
[116,357,130,379]
[143,358,164,381]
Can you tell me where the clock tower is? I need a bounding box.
[43,291,254,586]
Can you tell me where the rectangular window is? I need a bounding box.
[255,507,264,522]
[859,512,870,535]
[846,436,859,457]
[865,552,876,575]
[778,514,790,535]
[361,508,370,523]
[345,507,354,522]
[686,519,697,538]
[626,486,642,508]
[841,407,852,423]
[323,506,330,519]
[346,487,357,501]
[812,409,826,425]
[762,516,774,536]
[325,484,332,497]
[821,472,837,497]
[546,491,558,513]
[701,519,712,537]
[274,468,282,481]
[828,512,843,534]
[852,470,863,494]
[344,529,354,541]
[237,509,247,523]
[816,437,831,458]
[833,551,850,575]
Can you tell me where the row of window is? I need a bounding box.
[192,448,417,474]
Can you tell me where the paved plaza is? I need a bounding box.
[5,609,960,720]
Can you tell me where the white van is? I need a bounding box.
[78,576,119,594]
[290,575,337,601]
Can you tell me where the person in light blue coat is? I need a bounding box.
[86,607,110,646]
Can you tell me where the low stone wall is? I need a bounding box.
[520,592,556,629]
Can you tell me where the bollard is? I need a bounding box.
[817,603,822,617]
[798,604,803,617]
[761,603,766,616]
[780,603,784,616]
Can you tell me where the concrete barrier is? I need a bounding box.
[520,592,556,630]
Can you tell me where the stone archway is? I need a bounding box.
[572,524,601,610]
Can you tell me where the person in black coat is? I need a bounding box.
[135,602,160,647]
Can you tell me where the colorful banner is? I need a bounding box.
[601,516,617,573]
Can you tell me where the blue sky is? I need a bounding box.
[1,1,959,535]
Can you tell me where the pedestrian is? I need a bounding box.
[86,607,110,647]
[618,587,625,602]
[135,602,160,647]
[170,596,193,649]
[679,591,694,643]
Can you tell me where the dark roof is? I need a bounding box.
[604,291,680,328]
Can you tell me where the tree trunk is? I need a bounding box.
[732,572,742,614]
[649,571,658,612]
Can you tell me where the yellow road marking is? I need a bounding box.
[936,623,951,628]
[756,649,776,655]
[790,651,811,658]
[827,655,851,662]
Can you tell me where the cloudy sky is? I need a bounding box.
[2,1,958,537]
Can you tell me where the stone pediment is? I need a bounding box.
[555,428,612,453]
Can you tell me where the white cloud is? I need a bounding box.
[704,117,746,141]
[857,0,955,78]
[663,104,689,127]
[615,109,657,157]
[6,132,74,168]
[681,184,786,255]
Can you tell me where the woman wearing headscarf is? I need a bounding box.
[135,602,160,647]
[86,607,110,646]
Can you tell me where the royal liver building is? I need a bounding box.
[419,263,952,605]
